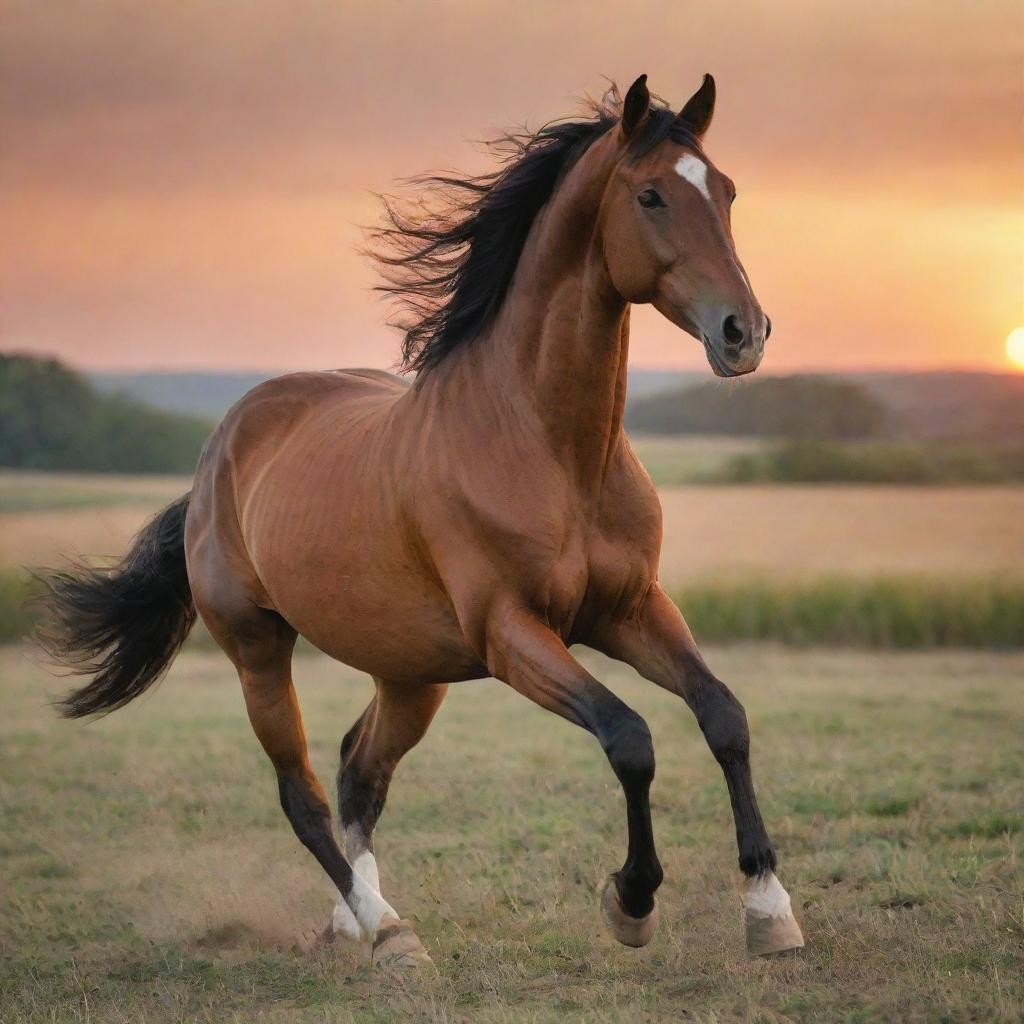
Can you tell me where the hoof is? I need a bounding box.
[600,875,658,948]
[371,915,433,968]
[743,872,805,957]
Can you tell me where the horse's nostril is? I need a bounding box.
[765,316,773,340]
[723,315,744,347]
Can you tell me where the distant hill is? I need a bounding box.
[88,367,1024,443]
[626,370,1022,443]
[91,371,281,420]
[627,369,705,398]
[846,371,1024,442]
[90,367,707,420]
[627,375,885,439]
[2,355,213,473]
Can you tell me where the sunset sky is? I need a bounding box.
[3,1,1021,374]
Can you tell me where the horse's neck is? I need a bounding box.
[481,136,630,488]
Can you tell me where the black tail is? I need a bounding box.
[36,493,196,719]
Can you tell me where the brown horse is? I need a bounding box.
[41,74,803,964]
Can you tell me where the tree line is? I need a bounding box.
[0,355,213,474]
[626,374,886,439]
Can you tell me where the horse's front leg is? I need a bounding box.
[485,603,663,946]
[596,584,804,957]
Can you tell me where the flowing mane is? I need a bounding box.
[369,92,697,374]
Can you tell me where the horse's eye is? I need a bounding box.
[637,189,666,209]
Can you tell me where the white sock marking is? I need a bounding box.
[331,891,363,941]
[339,826,392,935]
[347,871,397,937]
[743,871,792,919]
[674,153,711,201]
[353,849,381,894]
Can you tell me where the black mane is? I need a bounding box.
[369,94,696,375]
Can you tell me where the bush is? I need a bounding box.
[716,440,1024,484]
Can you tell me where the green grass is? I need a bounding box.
[673,575,1024,648]
[711,439,1024,485]
[628,435,763,486]
[0,572,39,643]
[5,570,1021,649]
[0,485,174,514]
[1,645,1021,1022]
[626,436,1024,486]
[0,469,189,513]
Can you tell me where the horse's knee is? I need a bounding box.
[603,711,656,788]
[699,680,750,766]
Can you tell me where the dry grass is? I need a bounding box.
[1,644,1021,1023]
[657,485,1023,582]
[0,471,189,569]
[2,471,1021,586]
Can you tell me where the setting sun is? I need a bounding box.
[1006,327,1024,371]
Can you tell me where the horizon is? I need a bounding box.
[69,360,1024,379]
[3,1,1021,375]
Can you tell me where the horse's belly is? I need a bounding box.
[265,557,486,684]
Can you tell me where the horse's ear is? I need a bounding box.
[621,74,651,138]
[675,73,716,138]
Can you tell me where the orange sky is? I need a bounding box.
[2,0,1021,373]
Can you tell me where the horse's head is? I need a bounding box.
[600,75,768,377]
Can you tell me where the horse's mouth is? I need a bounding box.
[702,337,758,378]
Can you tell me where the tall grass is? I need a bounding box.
[3,569,1021,650]
[0,572,38,643]
[674,576,1024,648]
[714,439,1024,485]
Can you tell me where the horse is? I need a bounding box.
[40,73,804,965]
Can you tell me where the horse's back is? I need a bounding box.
[202,368,404,492]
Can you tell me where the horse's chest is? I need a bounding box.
[541,517,655,636]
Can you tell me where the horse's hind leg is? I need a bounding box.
[336,679,447,964]
[202,599,402,953]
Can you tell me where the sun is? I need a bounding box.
[1007,327,1024,371]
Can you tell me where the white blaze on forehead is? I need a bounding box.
[674,153,711,201]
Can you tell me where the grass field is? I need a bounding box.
[627,436,764,486]
[0,471,189,515]
[655,486,1023,582]
[1,645,1021,1023]
[2,470,1022,648]
[3,470,1021,583]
